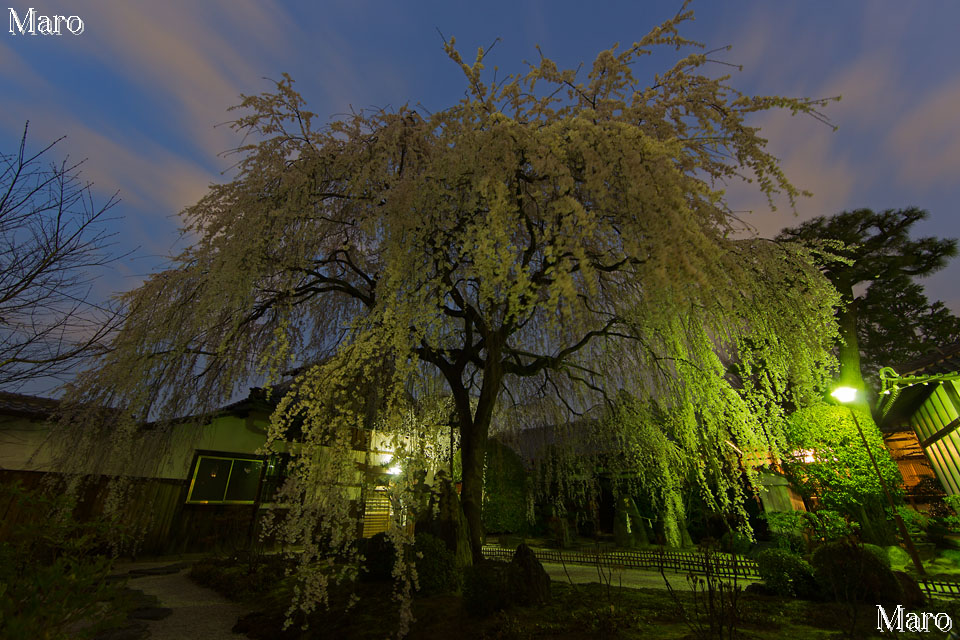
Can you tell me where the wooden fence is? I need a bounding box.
[1,469,388,556]
[0,469,260,556]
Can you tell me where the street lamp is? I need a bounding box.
[830,385,926,575]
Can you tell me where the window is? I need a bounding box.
[259,453,291,504]
[186,454,263,504]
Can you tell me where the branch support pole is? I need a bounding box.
[848,408,926,576]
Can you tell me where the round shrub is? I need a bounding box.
[863,543,891,569]
[771,532,806,555]
[719,530,753,556]
[811,540,902,604]
[413,532,462,595]
[755,548,817,599]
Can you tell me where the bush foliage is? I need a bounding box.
[755,548,818,599]
[783,405,902,521]
[413,532,462,595]
[0,482,131,640]
[357,532,463,595]
[811,540,902,604]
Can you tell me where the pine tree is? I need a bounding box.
[778,207,957,397]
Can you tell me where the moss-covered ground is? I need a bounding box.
[188,554,960,639]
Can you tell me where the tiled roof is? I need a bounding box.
[0,391,60,418]
[877,343,960,430]
[895,341,960,376]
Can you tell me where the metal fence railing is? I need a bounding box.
[918,579,960,600]
[482,544,960,600]
[482,545,761,579]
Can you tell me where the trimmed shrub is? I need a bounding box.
[755,548,818,599]
[189,554,291,602]
[863,543,891,569]
[771,532,806,555]
[719,530,752,556]
[413,533,462,595]
[811,540,903,604]
[356,532,463,593]
[885,545,912,571]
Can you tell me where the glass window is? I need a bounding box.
[259,454,290,504]
[186,455,263,504]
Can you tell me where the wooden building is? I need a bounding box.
[876,341,960,502]
[0,389,398,555]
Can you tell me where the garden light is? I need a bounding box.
[830,386,857,404]
[831,384,926,575]
[384,455,402,476]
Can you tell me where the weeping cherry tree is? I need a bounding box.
[57,8,842,629]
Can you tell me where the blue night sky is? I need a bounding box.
[3,1,960,360]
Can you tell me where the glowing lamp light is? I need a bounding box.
[384,455,402,475]
[830,386,857,404]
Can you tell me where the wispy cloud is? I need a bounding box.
[0,99,213,253]
[70,1,286,159]
[885,80,960,189]
[50,117,213,219]
[0,39,48,93]
[722,108,857,238]
[718,2,932,238]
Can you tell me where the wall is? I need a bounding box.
[0,406,409,554]
[910,380,960,495]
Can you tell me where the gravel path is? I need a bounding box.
[112,561,249,640]
[541,562,760,591]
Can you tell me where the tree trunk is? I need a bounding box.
[454,334,504,564]
[459,413,488,563]
[836,283,870,410]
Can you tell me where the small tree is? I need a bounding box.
[783,403,902,543]
[0,123,123,391]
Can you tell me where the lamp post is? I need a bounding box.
[830,386,925,575]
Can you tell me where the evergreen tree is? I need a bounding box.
[778,208,957,398]
[858,274,960,380]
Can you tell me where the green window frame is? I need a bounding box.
[186,454,264,504]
